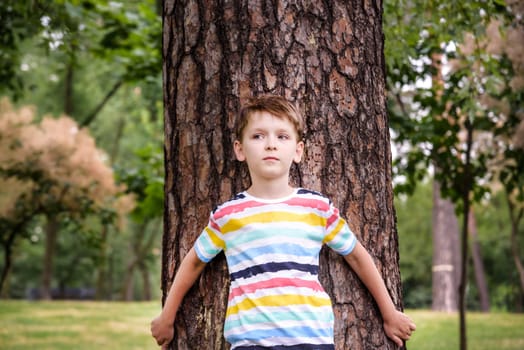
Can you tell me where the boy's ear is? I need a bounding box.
[234,140,246,161]
[293,141,304,163]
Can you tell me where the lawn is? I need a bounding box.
[0,300,160,350]
[1,301,523,349]
[407,309,524,350]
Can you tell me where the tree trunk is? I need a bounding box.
[95,225,109,300]
[42,216,59,300]
[0,230,17,298]
[122,258,137,301]
[507,193,524,297]
[162,1,402,349]
[431,180,460,312]
[468,208,490,312]
[140,262,152,301]
[64,59,74,117]
[121,221,158,301]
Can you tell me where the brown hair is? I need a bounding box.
[235,95,304,141]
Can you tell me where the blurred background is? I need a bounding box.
[1,0,164,303]
[0,0,522,316]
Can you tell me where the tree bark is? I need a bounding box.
[431,180,460,312]
[162,1,402,349]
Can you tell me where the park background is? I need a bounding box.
[0,0,523,349]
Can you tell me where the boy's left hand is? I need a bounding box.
[383,310,416,347]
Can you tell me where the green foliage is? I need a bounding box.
[474,192,524,311]
[116,143,164,222]
[91,0,161,82]
[1,0,161,105]
[0,1,44,98]
[396,181,433,308]
[385,3,524,330]
[0,0,162,300]
[385,0,521,206]
[396,183,524,311]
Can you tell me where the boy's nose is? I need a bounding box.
[265,137,277,150]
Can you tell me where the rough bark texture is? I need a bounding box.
[162,1,402,349]
[431,180,460,312]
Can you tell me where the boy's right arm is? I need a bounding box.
[151,247,207,348]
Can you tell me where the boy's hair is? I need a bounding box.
[235,95,304,141]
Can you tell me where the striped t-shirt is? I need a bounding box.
[194,188,357,349]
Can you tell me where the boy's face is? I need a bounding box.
[234,111,304,183]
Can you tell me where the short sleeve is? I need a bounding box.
[322,201,357,256]
[194,213,225,263]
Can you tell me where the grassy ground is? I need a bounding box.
[0,300,160,350]
[1,301,523,349]
[407,309,524,350]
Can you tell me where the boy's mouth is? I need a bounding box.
[263,156,279,161]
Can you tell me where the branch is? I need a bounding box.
[80,79,123,127]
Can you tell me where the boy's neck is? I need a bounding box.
[246,180,295,200]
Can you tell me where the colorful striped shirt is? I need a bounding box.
[194,188,357,349]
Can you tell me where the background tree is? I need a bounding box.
[116,142,164,301]
[0,0,164,301]
[385,1,523,348]
[0,98,134,298]
[162,1,402,349]
[395,181,433,309]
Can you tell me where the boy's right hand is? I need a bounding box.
[151,314,174,349]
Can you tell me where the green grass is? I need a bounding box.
[0,300,161,350]
[0,302,523,349]
[407,310,524,350]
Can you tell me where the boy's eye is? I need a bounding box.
[252,134,264,139]
[278,134,290,140]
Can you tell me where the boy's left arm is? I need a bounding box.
[344,241,416,347]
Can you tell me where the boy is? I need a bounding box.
[151,95,416,349]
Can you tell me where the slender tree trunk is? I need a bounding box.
[0,230,17,297]
[121,221,158,301]
[64,59,74,117]
[507,194,524,295]
[80,80,123,127]
[140,262,152,301]
[431,180,460,312]
[95,225,109,300]
[122,258,138,301]
[163,1,402,349]
[468,208,490,312]
[42,216,59,300]
[458,119,474,350]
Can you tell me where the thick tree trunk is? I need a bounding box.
[162,1,402,349]
[431,180,460,312]
[468,208,490,312]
